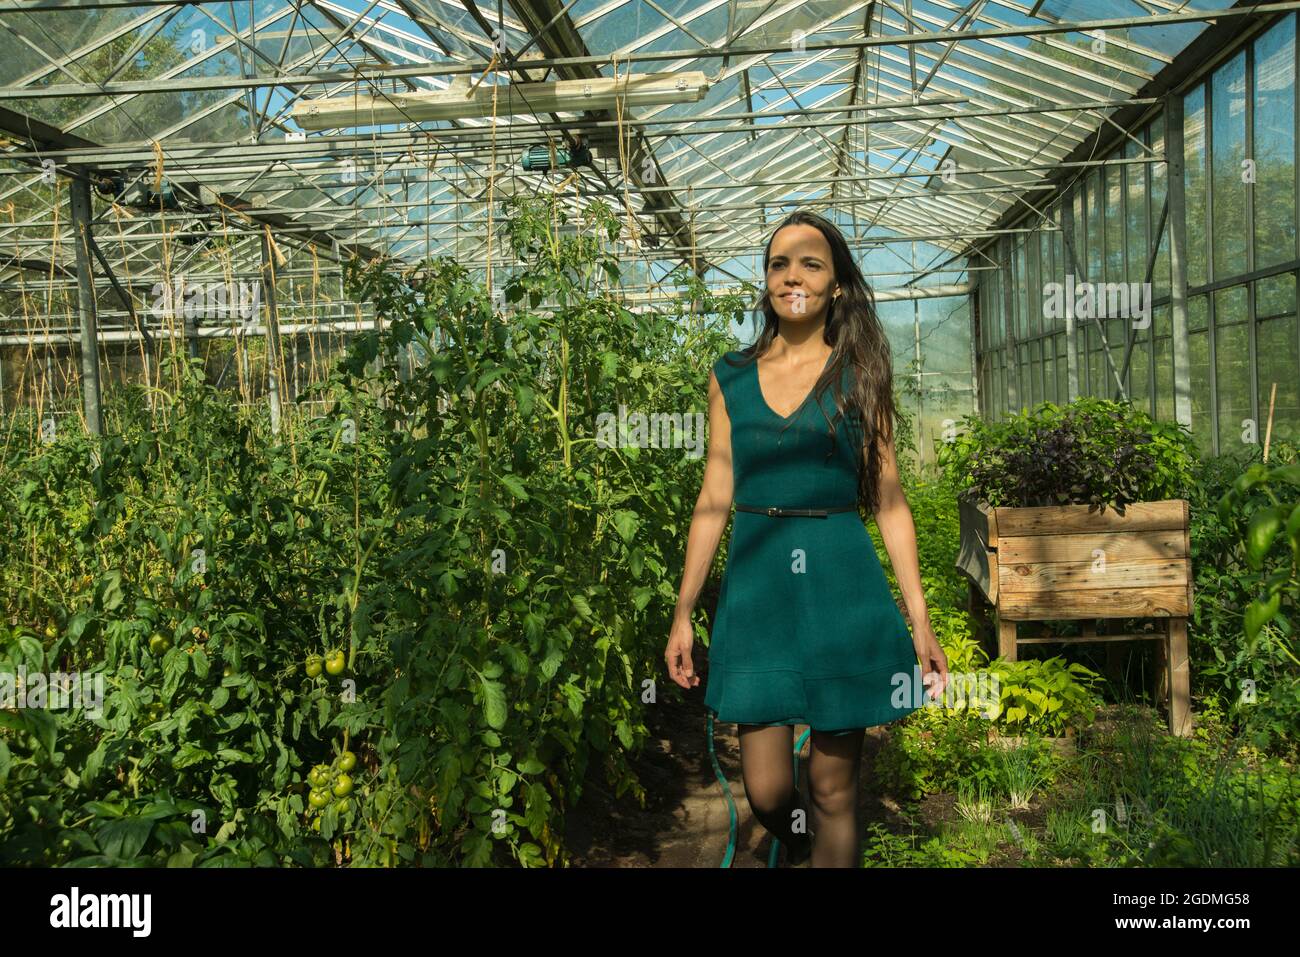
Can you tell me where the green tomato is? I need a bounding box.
[148,632,172,656]
[324,649,346,676]
[222,666,234,678]
[44,622,58,640]
[308,788,331,809]
[332,773,353,798]
[305,654,323,678]
[308,765,332,789]
[337,750,357,773]
[334,798,351,815]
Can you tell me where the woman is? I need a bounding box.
[665,209,950,868]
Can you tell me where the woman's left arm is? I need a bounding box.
[870,423,949,695]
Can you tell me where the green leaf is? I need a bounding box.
[189,647,210,679]
[632,586,654,611]
[15,633,44,670]
[499,473,528,500]
[611,510,640,544]
[1270,463,1300,486]
[172,743,214,769]
[167,844,200,868]
[95,817,153,861]
[1246,505,1287,570]
[515,384,535,417]
[481,677,507,729]
[517,756,545,775]
[23,708,56,756]
[1245,592,1282,642]
[570,594,593,619]
[475,367,505,392]
[98,570,125,613]
[539,643,563,680]
[82,738,108,785]
[161,646,186,699]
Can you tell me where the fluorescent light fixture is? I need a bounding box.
[292,71,710,130]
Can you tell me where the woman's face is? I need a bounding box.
[766,223,839,324]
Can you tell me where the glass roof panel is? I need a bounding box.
[0,0,1260,287]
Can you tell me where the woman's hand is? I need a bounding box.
[665,616,700,689]
[911,619,950,703]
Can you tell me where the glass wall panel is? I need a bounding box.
[1253,13,1294,269]
[1187,293,1206,333]
[1053,224,1065,312]
[1040,228,1054,332]
[1185,84,1208,288]
[1088,334,1102,397]
[1045,333,1058,402]
[1106,163,1125,284]
[1028,233,1040,338]
[1087,168,1103,282]
[1257,272,1296,317]
[1030,343,1041,407]
[1215,285,1251,453]
[1013,238,1024,341]
[1254,13,1297,269]
[1126,138,1148,286]
[1256,271,1299,446]
[1151,114,1171,299]
[1156,319,1177,424]
[1257,313,1300,445]
[1188,329,1212,451]
[1056,334,1069,403]
[1211,52,1248,280]
[1008,237,1019,343]
[1131,327,1152,416]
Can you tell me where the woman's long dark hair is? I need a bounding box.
[725,209,897,515]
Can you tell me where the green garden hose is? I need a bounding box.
[706,711,810,868]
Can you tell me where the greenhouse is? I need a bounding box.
[0,0,1297,879]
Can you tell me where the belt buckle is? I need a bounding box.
[766,506,779,517]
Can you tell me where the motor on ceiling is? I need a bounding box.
[91,171,187,212]
[520,140,592,172]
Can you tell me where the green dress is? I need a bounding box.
[703,347,922,733]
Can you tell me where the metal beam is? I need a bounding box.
[260,228,284,436]
[1165,91,1192,431]
[68,169,104,436]
[1059,198,1079,402]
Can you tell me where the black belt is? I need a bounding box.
[735,503,858,518]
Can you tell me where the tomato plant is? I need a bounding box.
[0,194,742,867]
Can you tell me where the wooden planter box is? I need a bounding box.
[956,497,1193,737]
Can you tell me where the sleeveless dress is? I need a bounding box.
[703,347,923,733]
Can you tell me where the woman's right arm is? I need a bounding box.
[665,366,734,689]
